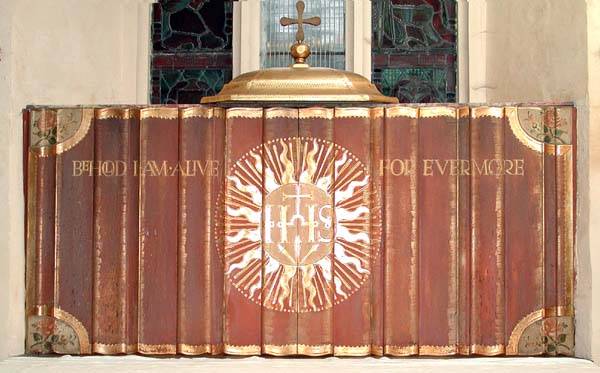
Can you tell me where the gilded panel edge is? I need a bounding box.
[297,344,333,356]
[299,107,334,120]
[223,343,262,355]
[263,344,298,356]
[181,107,213,119]
[418,345,458,356]
[178,343,224,355]
[471,106,504,119]
[140,107,179,120]
[96,108,138,120]
[265,107,298,119]
[137,343,177,355]
[334,107,370,119]
[332,345,371,356]
[384,344,419,356]
[93,343,138,354]
[419,107,456,118]
[385,106,418,119]
[226,107,264,119]
[470,344,505,355]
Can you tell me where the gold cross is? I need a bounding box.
[280,1,321,43]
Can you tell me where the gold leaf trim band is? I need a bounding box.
[299,107,334,120]
[334,107,370,118]
[297,344,333,356]
[140,107,179,120]
[265,108,298,119]
[384,344,419,356]
[53,307,91,354]
[420,107,456,118]
[226,108,263,119]
[333,345,371,356]
[223,343,261,355]
[138,343,177,355]
[418,345,458,355]
[181,107,213,119]
[178,343,224,355]
[96,108,138,120]
[472,107,504,119]
[470,344,505,355]
[263,344,298,356]
[386,106,418,119]
[93,342,137,354]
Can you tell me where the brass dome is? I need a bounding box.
[201,64,399,104]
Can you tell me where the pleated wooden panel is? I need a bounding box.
[24,104,575,357]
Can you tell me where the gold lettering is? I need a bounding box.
[514,159,525,176]
[423,159,434,176]
[460,159,471,175]
[435,159,449,175]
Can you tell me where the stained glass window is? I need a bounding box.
[260,0,345,69]
[151,0,233,104]
[372,0,457,103]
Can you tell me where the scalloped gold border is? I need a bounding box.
[299,107,334,120]
[140,107,179,120]
[178,343,224,355]
[181,106,213,119]
[472,107,504,119]
[386,106,418,119]
[471,344,504,355]
[334,107,370,118]
[223,343,261,355]
[297,344,333,356]
[333,345,371,356]
[420,107,456,118]
[138,343,177,355]
[419,345,457,355]
[265,107,298,119]
[93,342,137,354]
[226,107,263,119]
[385,344,419,356]
[53,307,91,354]
[506,107,543,153]
[96,108,138,120]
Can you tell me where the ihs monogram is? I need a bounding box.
[222,137,379,313]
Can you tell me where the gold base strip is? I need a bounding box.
[178,343,224,355]
[470,344,505,356]
[297,344,333,356]
[263,344,298,356]
[138,343,177,355]
[223,343,261,355]
[333,345,371,356]
[418,345,458,356]
[93,343,137,355]
[384,344,419,356]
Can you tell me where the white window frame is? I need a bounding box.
[233,0,372,79]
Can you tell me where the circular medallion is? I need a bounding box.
[222,137,379,313]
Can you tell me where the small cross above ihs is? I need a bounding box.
[280,1,321,43]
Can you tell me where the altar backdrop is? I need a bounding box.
[24,104,575,356]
